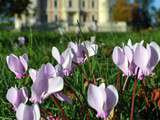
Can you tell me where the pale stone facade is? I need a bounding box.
[47,0,109,26]
[15,0,127,32]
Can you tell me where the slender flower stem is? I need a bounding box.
[86,110,90,120]
[40,109,46,118]
[130,79,138,120]
[122,76,129,91]
[116,70,121,91]
[93,75,97,84]
[40,108,53,118]
[138,94,140,114]
[50,95,68,120]
[140,81,150,107]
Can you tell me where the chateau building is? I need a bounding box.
[47,0,110,26]
[15,0,127,32]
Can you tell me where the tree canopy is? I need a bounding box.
[0,0,31,16]
[112,0,132,22]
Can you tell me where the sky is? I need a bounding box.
[153,0,160,9]
[129,0,160,9]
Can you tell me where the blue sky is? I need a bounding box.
[153,0,160,9]
[129,0,160,9]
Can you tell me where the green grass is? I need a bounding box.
[0,30,160,120]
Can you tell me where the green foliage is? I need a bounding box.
[0,0,31,16]
[0,30,160,119]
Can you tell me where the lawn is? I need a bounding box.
[0,30,160,120]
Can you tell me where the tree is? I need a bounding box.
[135,0,155,11]
[0,0,31,30]
[132,0,155,30]
[131,3,151,30]
[112,0,132,22]
[155,9,160,26]
[113,0,155,30]
[0,0,31,17]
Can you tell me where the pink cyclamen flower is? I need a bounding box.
[68,42,87,64]
[112,40,160,80]
[6,54,28,79]
[112,46,133,76]
[52,47,73,76]
[6,87,28,110]
[30,63,64,103]
[133,41,160,79]
[18,36,26,45]
[54,92,72,104]
[16,103,40,120]
[87,83,118,119]
[81,36,98,57]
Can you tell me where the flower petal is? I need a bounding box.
[150,42,160,61]
[104,85,119,113]
[54,92,72,104]
[19,56,28,71]
[33,104,41,120]
[82,40,98,57]
[134,44,149,70]
[45,63,56,78]
[62,48,73,60]
[16,103,40,120]
[29,69,37,83]
[62,53,72,70]
[87,84,106,113]
[46,77,64,97]
[6,87,28,110]
[6,54,25,77]
[147,44,159,71]
[31,65,48,103]
[124,46,133,63]
[21,54,29,62]
[127,39,132,47]
[52,47,62,64]
[68,42,79,54]
[112,47,129,75]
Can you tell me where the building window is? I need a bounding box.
[54,0,57,8]
[55,15,58,21]
[92,15,95,21]
[69,0,72,8]
[82,1,85,8]
[92,0,95,8]
[83,15,86,22]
